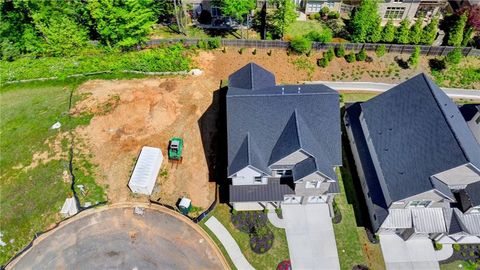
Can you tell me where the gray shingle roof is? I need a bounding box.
[464,181,480,209]
[292,157,317,181]
[360,73,480,203]
[344,103,389,231]
[227,63,341,180]
[229,178,295,202]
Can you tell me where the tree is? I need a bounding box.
[421,16,439,45]
[87,0,156,49]
[270,0,297,38]
[382,19,395,43]
[447,13,468,46]
[375,44,386,57]
[349,0,381,43]
[356,47,367,61]
[462,26,474,46]
[304,29,333,43]
[395,19,410,44]
[217,0,255,24]
[408,46,420,67]
[459,5,480,31]
[445,47,462,65]
[290,36,311,54]
[345,52,356,63]
[409,15,423,44]
[335,44,345,57]
[368,17,383,43]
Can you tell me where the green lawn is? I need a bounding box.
[0,78,116,265]
[201,204,289,270]
[440,260,479,270]
[285,20,326,38]
[333,159,385,270]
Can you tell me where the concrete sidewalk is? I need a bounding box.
[267,212,286,228]
[205,217,255,270]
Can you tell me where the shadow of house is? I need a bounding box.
[198,82,230,203]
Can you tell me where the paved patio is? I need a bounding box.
[380,233,440,270]
[282,204,340,270]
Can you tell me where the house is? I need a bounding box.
[302,0,448,22]
[227,63,341,212]
[344,74,480,243]
[460,104,480,144]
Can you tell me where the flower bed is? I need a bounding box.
[231,211,268,233]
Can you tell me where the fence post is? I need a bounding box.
[466,47,473,57]
[441,46,447,56]
[426,46,432,56]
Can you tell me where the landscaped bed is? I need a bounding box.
[440,244,480,268]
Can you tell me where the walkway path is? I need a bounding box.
[267,212,285,228]
[304,81,480,99]
[205,217,255,270]
[434,244,453,261]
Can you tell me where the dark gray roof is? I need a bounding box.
[227,63,341,180]
[344,103,388,231]
[431,177,455,201]
[229,178,295,202]
[292,157,317,181]
[444,208,464,234]
[459,104,480,121]
[463,181,480,210]
[360,73,480,203]
[228,62,276,90]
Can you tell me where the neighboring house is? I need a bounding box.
[227,63,341,212]
[302,0,447,22]
[344,74,480,244]
[460,104,480,144]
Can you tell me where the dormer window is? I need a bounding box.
[306,180,321,189]
[409,200,431,208]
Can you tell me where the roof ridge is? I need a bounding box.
[246,132,251,165]
[293,109,302,147]
[249,63,254,89]
[423,74,470,168]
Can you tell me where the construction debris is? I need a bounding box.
[60,197,78,217]
[134,207,145,216]
[50,121,61,129]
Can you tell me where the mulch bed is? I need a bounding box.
[250,228,274,254]
[440,244,480,264]
[231,211,267,233]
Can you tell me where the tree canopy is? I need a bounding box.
[215,0,256,23]
[349,0,381,43]
[448,13,468,46]
[269,0,297,38]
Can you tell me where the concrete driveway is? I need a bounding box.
[380,233,439,270]
[282,204,340,270]
[9,206,225,270]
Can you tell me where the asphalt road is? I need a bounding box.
[10,207,224,270]
[304,81,480,100]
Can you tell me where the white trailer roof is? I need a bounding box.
[128,146,163,195]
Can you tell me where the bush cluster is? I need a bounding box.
[290,36,312,54]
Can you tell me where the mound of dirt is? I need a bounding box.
[73,76,218,208]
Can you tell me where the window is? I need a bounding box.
[393,0,403,2]
[327,2,335,8]
[276,170,292,177]
[476,115,480,124]
[308,3,322,12]
[306,180,321,189]
[409,200,431,207]
[211,6,221,17]
[384,7,405,19]
[254,176,262,183]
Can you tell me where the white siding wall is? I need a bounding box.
[231,166,265,185]
[232,202,265,211]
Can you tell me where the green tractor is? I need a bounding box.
[168,137,183,161]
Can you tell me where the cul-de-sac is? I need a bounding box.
[1,0,480,269]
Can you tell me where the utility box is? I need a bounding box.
[178,197,192,215]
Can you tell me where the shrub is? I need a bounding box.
[365,56,373,63]
[304,29,333,44]
[309,13,317,20]
[314,12,321,20]
[453,243,461,252]
[221,47,226,53]
[324,47,335,61]
[320,6,330,17]
[252,48,257,55]
[290,36,312,54]
[434,243,443,250]
[232,209,237,215]
[335,44,345,57]
[445,48,462,65]
[267,49,272,56]
[356,48,367,61]
[207,37,221,49]
[376,45,386,57]
[317,57,329,67]
[345,52,356,63]
[238,48,244,54]
[408,46,420,67]
[197,39,208,49]
[328,11,340,19]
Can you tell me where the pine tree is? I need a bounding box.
[448,13,468,46]
[421,16,439,45]
[395,19,410,44]
[382,20,395,43]
[368,17,383,43]
[350,0,381,43]
[409,16,424,44]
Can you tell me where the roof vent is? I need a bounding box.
[297,87,301,93]
[450,115,454,118]
[281,87,285,95]
[399,171,405,175]
[388,128,393,131]
[384,148,389,151]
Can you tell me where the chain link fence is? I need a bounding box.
[147,38,480,57]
